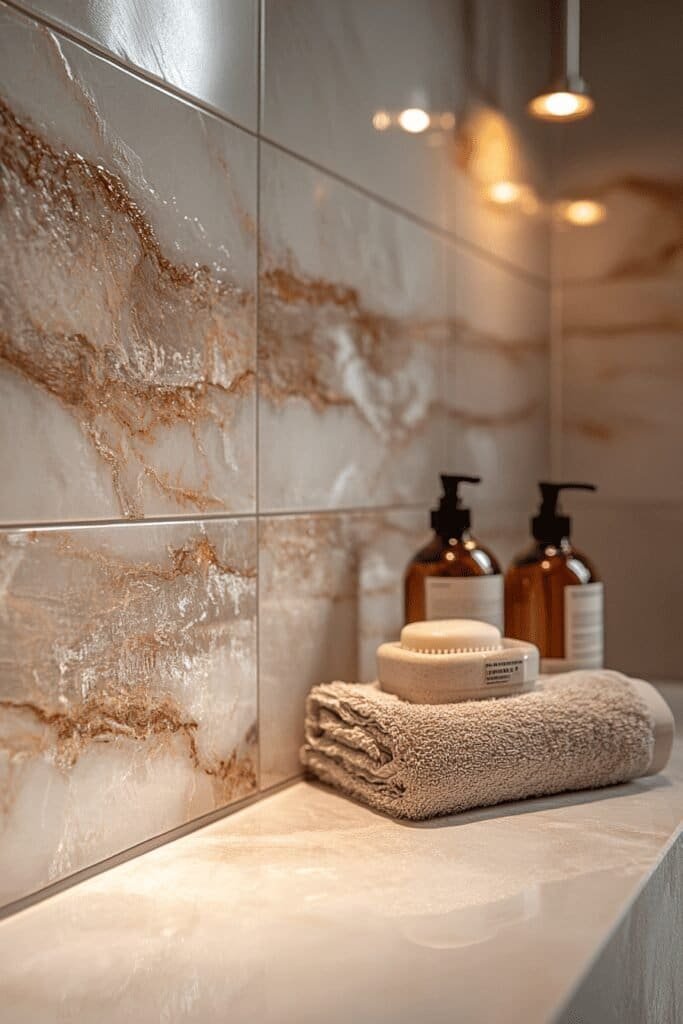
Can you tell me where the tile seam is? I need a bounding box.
[255,0,263,791]
[2,0,549,288]
[0,776,299,923]
[0,503,433,533]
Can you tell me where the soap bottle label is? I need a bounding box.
[424,575,504,631]
[541,582,604,673]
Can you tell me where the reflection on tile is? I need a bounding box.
[0,518,257,907]
[15,0,258,130]
[259,509,427,787]
[259,144,449,512]
[262,0,550,277]
[559,179,683,501]
[554,0,683,680]
[571,500,683,681]
[0,6,256,522]
[449,245,550,503]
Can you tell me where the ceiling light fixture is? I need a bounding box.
[528,0,594,122]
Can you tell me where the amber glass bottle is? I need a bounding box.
[505,483,603,673]
[405,475,503,630]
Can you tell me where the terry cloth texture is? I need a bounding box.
[301,671,666,821]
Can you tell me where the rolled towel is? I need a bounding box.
[301,670,674,820]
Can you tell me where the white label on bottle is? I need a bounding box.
[541,582,604,673]
[424,575,504,631]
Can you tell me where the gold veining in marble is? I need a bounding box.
[260,263,447,431]
[0,98,255,518]
[260,263,544,436]
[0,521,257,905]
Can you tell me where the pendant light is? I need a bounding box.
[528,0,594,122]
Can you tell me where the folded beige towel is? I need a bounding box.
[301,671,674,820]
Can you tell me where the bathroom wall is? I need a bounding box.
[552,0,683,680]
[0,0,550,909]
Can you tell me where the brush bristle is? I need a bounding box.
[400,644,500,655]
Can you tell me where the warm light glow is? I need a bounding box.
[487,181,523,205]
[397,108,431,133]
[372,110,391,132]
[372,109,454,135]
[438,112,456,131]
[527,90,594,122]
[559,199,607,226]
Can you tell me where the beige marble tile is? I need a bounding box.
[448,244,550,505]
[552,0,683,683]
[13,0,258,130]
[558,180,683,502]
[0,6,257,522]
[262,0,551,277]
[258,509,428,788]
[570,499,683,681]
[467,500,534,572]
[0,518,257,908]
[259,144,450,512]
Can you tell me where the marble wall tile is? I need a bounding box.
[467,501,535,572]
[259,509,427,788]
[0,518,257,907]
[553,0,682,678]
[13,0,258,131]
[558,181,683,502]
[259,144,449,512]
[570,500,683,682]
[448,244,550,506]
[0,5,257,522]
[262,0,551,278]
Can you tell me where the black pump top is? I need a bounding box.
[532,481,597,543]
[431,474,481,539]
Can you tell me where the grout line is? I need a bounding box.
[2,0,549,291]
[0,776,300,923]
[258,134,551,289]
[1,0,258,136]
[0,503,431,534]
[255,0,263,791]
[0,512,258,532]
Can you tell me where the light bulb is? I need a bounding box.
[527,90,594,122]
[397,108,431,134]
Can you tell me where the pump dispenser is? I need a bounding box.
[505,482,603,672]
[404,475,503,629]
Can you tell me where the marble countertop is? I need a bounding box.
[1,685,681,1024]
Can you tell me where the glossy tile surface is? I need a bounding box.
[558,180,682,502]
[0,689,680,1023]
[262,0,551,277]
[0,0,562,912]
[0,519,257,906]
[14,0,258,130]
[553,0,683,680]
[450,245,550,504]
[571,500,683,682]
[259,509,427,787]
[0,5,257,522]
[259,144,449,512]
